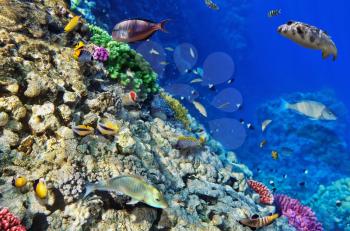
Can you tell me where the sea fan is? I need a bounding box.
[247,180,274,204]
[274,194,323,231]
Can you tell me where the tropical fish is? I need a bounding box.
[204,0,219,10]
[83,175,168,209]
[193,101,207,117]
[281,99,336,120]
[240,213,279,229]
[122,91,138,106]
[64,16,81,32]
[218,102,230,109]
[97,119,120,136]
[259,140,267,148]
[190,78,203,84]
[261,119,272,132]
[278,21,338,61]
[12,176,27,188]
[189,48,195,58]
[150,48,160,55]
[268,9,281,17]
[76,49,93,63]
[33,178,48,199]
[72,125,94,136]
[112,19,169,43]
[165,47,174,52]
[74,41,85,50]
[272,151,279,160]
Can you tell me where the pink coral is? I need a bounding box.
[247,180,274,204]
[274,194,323,231]
[92,46,109,62]
[0,208,26,231]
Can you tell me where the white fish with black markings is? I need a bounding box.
[281,99,337,120]
[278,21,338,61]
[268,9,281,17]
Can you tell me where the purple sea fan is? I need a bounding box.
[92,46,109,62]
[274,194,323,231]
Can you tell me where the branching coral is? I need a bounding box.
[88,25,159,96]
[0,208,26,231]
[160,92,190,129]
[247,180,274,205]
[274,194,323,231]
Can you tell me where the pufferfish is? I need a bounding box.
[278,21,337,61]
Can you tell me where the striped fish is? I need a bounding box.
[72,125,94,136]
[240,213,279,229]
[97,120,120,136]
[267,9,281,17]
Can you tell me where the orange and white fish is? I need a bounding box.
[72,125,94,136]
[240,213,279,229]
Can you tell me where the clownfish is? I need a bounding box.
[33,178,48,199]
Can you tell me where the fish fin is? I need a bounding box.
[82,182,96,199]
[126,198,139,205]
[280,98,290,111]
[158,19,170,33]
[322,50,329,59]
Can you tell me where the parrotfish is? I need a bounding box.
[278,21,338,61]
[281,99,336,120]
[83,175,168,209]
[112,19,170,43]
[240,213,279,229]
[64,16,81,32]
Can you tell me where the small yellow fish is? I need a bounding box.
[218,102,230,109]
[193,101,207,117]
[261,119,272,132]
[272,151,279,160]
[72,125,94,136]
[97,120,120,136]
[12,176,27,188]
[84,175,168,209]
[74,41,85,50]
[64,16,81,32]
[260,140,267,148]
[190,78,203,83]
[33,178,48,199]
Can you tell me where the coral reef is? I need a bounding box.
[274,194,323,231]
[306,178,350,231]
[88,25,159,96]
[92,46,109,62]
[0,0,294,230]
[0,208,26,231]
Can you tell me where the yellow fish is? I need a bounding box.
[12,176,27,188]
[84,175,168,209]
[97,119,120,136]
[190,78,203,84]
[72,125,94,136]
[33,178,48,199]
[74,41,85,50]
[64,16,81,32]
[193,101,207,117]
[272,151,279,160]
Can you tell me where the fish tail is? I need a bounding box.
[280,98,290,111]
[158,19,170,32]
[82,182,97,199]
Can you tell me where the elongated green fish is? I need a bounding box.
[83,175,168,209]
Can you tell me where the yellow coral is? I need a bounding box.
[160,92,190,130]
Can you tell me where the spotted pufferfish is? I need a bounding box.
[278,21,337,61]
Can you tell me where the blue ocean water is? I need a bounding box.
[73,0,350,229]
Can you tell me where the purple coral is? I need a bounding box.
[274,194,323,231]
[92,46,109,62]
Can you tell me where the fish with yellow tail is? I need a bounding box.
[64,16,81,32]
[97,119,120,136]
[33,178,48,199]
[240,213,279,229]
[72,125,94,136]
[83,175,168,209]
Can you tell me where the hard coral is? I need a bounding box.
[88,25,159,96]
[92,46,109,62]
[274,194,323,231]
[0,208,26,231]
[160,92,190,130]
[247,180,274,204]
